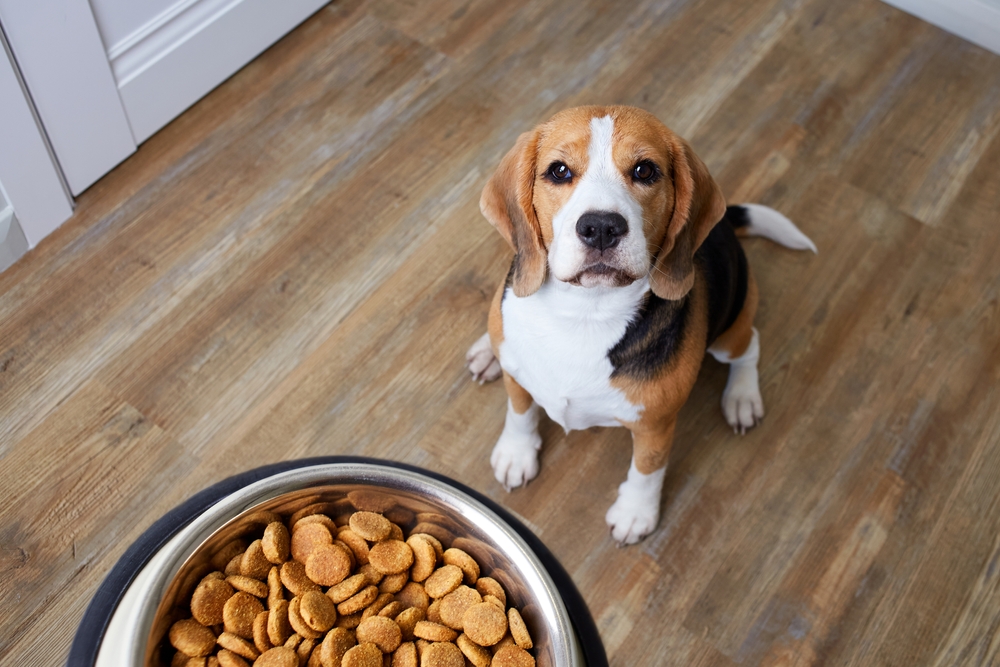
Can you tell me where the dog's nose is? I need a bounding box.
[576,211,628,251]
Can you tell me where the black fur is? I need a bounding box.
[608,208,749,379]
[608,292,690,382]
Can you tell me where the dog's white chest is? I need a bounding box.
[498,279,646,431]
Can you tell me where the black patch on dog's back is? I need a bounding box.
[725,204,751,229]
[701,212,749,345]
[609,293,690,382]
[608,212,749,379]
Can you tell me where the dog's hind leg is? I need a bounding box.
[708,267,763,434]
[491,372,543,490]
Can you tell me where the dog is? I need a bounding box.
[466,106,815,545]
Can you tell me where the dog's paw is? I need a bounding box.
[466,333,502,384]
[605,494,660,546]
[490,431,541,490]
[722,386,764,435]
[722,368,764,435]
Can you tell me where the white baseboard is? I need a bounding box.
[0,206,29,273]
[108,0,329,143]
[882,0,1000,56]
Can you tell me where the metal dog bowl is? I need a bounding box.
[69,457,606,666]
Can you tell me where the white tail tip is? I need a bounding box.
[738,203,817,254]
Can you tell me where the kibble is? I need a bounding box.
[165,505,534,667]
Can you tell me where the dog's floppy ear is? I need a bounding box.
[649,136,727,301]
[480,130,547,297]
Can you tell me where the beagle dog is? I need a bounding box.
[466,106,815,545]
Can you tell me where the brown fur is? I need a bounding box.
[485,105,753,473]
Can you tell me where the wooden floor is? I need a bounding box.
[4,0,1000,664]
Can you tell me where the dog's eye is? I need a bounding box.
[546,162,573,183]
[632,160,659,184]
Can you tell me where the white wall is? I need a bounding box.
[882,0,1000,56]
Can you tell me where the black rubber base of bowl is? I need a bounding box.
[68,456,608,666]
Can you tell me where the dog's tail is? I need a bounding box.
[725,204,817,253]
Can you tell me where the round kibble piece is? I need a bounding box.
[253,646,298,667]
[327,573,368,603]
[253,611,272,653]
[482,595,504,611]
[348,489,397,513]
[191,578,235,626]
[393,642,418,667]
[506,608,532,649]
[426,600,443,625]
[217,632,260,661]
[337,584,379,615]
[361,592,394,620]
[241,540,271,580]
[379,571,409,594]
[216,650,248,667]
[338,529,370,565]
[396,582,430,612]
[342,642,383,667]
[456,634,491,667]
[442,549,479,586]
[407,535,437,583]
[379,601,406,619]
[439,586,482,631]
[358,563,382,585]
[424,566,463,599]
[319,627,356,667]
[299,590,338,632]
[227,575,268,598]
[267,600,292,646]
[305,543,352,586]
[420,641,464,667]
[349,511,392,541]
[394,606,425,642]
[280,561,320,597]
[224,592,264,639]
[368,540,413,575]
[462,603,507,647]
[288,597,324,639]
[169,619,216,657]
[412,621,457,643]
[211,540,247,571]
[267,567,284,607]
[473,579,505,608]
[295,637,317,665]
[262,522,291,564]
[356,615,402,653]
[335,612,363,629]
[291,523,333,563]
[489,645,535,667]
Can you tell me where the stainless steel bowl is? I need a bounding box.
[96,462,584,666]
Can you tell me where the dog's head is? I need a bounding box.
[480,106,726,300]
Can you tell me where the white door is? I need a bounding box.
[0,0,327,198]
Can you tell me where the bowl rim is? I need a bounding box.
[68,456,608,667]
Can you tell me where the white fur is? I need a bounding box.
[741,203,817,253]
[548,116,649,283]
[491,399,543,489]
[497,276,647,432]
[605,457,666,545]
[708,327,764,433]
[466,332,501,383]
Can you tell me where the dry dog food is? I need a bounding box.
[165,503,535,667]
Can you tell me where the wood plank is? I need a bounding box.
[3,0,1000,664]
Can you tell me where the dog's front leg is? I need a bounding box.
[491,372,543,491]
[606,421,674,545]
